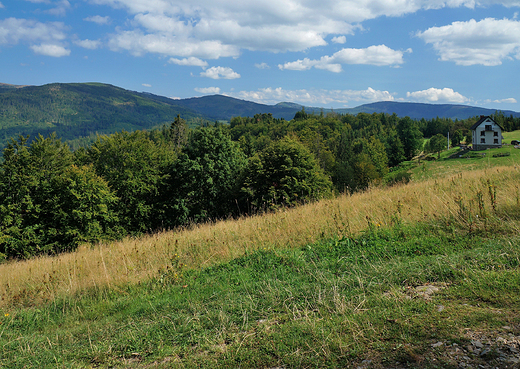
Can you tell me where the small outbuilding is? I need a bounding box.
[471,116,503,150]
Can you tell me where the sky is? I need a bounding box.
[1,0,520,111]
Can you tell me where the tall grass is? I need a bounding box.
[1,165,519,309]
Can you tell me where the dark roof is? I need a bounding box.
[470,116,504,131]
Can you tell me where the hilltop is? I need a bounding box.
[0,82,202,149]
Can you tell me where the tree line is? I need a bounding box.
[1,111,518,260]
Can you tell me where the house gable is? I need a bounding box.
[471,116,503,150]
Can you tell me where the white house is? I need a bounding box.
[471,116,503,150]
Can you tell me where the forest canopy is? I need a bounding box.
[1,110,519,259]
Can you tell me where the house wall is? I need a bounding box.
[472,118,502,150]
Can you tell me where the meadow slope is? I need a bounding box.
[1,165,518,309]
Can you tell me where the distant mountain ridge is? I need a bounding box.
[342,101,520,120]
[1,82,519,150]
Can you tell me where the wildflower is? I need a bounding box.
[4,313,8,317]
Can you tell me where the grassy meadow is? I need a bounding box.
[1,138,520,367]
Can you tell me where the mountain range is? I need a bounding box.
[1,82,519,149]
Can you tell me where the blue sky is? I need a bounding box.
[1,0,520,111]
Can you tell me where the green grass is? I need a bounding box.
[1,220,519,368]
[410,131,520,181]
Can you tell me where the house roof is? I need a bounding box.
[470,116,504,131]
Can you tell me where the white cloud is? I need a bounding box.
[108,30,240,59]
[32,0,516,62]
[0,2,4,8]
[233,87,395,106]
[0,18,67,45]
[417,18,520,66]
[406,87,469,103]
[46,0,71,16]
[0,18,70,56]
[84,15,111,25]
[169,57,208,68]
[74,39,100,49]
[30,43,70,56]
[499,98,517,103]
[484,97,518,104]
[255,62,270,69]
[279,45,407,72]
[85,0,442,59]
[200,66,240,79]
[195,87,221,94]
[142,83,152,87]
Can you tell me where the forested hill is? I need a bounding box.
[171,95,302,121]
[0,82,203,149]
[2,81,520,150]
[343,101,520,120]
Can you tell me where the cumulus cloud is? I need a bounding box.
[86,0,446,59]
[200,66,240,79]
[406,87,469,103]
[79,0,520,61]
[331,36,346,44]
[169,57,208,68]
[46,0,71,16]
[0,18,67,44]
[30,43,70,56]
[74,39,100,49]
[484,97,518,104]
[0,18,70,56]
[108,29,239,59]
[195,87,221,94]
[84,15,111,24]
[255,62,270,69]
[233,87,395,106]
[279,45,407,72]
[0,2,4,8]
[417,18,520,66]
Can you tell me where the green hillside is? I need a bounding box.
[172,94,302,121]
[0,83,202,149]
[2,81,520,152]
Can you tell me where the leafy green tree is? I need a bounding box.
[352,152,379,190]
[0,135,118,259]
[365,136,389,179]
[397,117,424,160]
[427,133,447,158]
[85,130,174,233]
[451,130,464,147]
[168,115,189,152]
[166,127,246,225]
[241,137,333,210]
[349,137,388,190]
[332,126,355,193]
[383,128,406,167]
[48,165,119,247]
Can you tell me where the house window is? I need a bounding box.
[485,125,492,131]
[494,131,498,137]
[481,138,486,144]
[494,139,499,144]
[480,130,485,136]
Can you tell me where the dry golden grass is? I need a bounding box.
[1,165,519,308]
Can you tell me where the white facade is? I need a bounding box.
[472,117,502,150]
